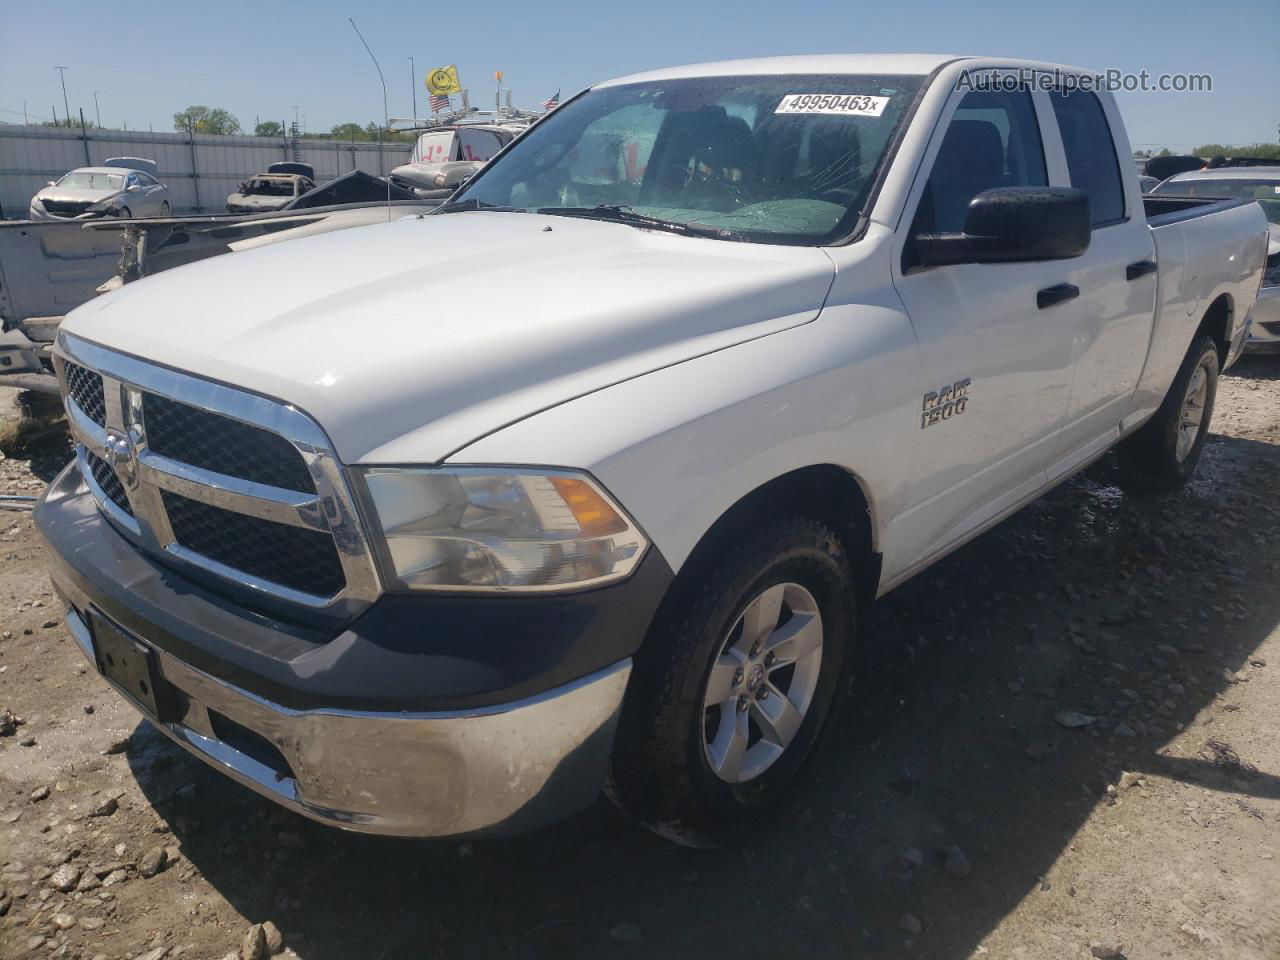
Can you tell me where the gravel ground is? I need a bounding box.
[1,358,1277,960]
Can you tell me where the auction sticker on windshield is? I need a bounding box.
[775,94,889,116]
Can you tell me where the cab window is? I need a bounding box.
[1050,90,1126,227]
[458,129,504,162]
[912,90,1048,236]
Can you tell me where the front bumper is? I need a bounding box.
[61,607,629,835]
[1246,286,1280,353]
[37,463,670,836]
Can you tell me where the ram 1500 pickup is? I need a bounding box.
[36,54,1269,846]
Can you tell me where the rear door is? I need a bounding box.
[888,83,1081,572]
[1043,89,1156,475]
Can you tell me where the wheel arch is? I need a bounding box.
[668,463,881,610]
[1196,292,1233,366]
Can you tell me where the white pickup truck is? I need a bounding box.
[36,54,1269,846]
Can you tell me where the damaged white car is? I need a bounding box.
[29,158,170,221]
[225,162,318,214]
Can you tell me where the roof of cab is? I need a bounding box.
[594,53,1111,88]
[596,53,965,87]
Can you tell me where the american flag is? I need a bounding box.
[542,90,560,111]
[429,92,451,113]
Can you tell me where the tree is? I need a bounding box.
[172,106,242,135]
[1192,142,1280,160]
[331,122,367,141]
[254,120,283,137]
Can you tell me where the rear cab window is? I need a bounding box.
[1049,90,1126,227]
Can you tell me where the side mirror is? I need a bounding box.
[126,184,142,192]
[914,187,1091,267]
[46,180,56,187]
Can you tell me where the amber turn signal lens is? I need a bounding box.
[550,475,628,537]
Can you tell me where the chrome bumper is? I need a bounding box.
[67,609,630,836]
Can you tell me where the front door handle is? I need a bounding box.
[1037,283,1080,310]
[1126,259,1158,281]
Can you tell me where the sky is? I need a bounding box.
[0,0,1275,149]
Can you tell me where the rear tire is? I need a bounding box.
[1116,333,1219,494]
[609,517,856,847]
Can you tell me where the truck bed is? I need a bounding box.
[1144,194,1253,228]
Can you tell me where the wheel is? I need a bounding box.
[160,201,170,217]
[117,206,132,219]
[609,517,856,847]
[1116,333,1219,494]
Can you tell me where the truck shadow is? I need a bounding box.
[126,430,1280,960]
[1226,354,1280,381]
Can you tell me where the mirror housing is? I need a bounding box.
[914,186,1091,267]
[126,184,142,192]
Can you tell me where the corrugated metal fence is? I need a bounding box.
[0,124,412,219]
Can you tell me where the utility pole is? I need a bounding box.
[292,105,300,130]
[54,66,70,128]
[22,101,28,125]
[409,57,417,123]
[93,90,101,127]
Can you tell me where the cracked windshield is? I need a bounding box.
[453,74,922,241]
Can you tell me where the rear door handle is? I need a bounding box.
[1126,259,1158,281]
[1037,283,1080,310]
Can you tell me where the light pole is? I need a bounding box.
[409,57,417,123]
[54,66,70,128]
[93,90,101,128]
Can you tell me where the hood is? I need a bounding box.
[61,212,835,463]
[37,186,120,205]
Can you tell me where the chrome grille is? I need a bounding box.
[143,393,317,494]
[161,490,346,596]
[55,334,380,613]
[64,362,106,426]
[85,450,133,516]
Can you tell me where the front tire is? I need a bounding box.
[609,518,856,847]
[1116,333,1219,494]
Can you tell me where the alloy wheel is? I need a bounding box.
[701,582,824,783]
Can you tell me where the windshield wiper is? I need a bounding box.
[536,204,738,240]
[433,198,518,215]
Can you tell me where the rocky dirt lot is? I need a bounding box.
[1,360,1277,960]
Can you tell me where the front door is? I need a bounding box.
[886,85,1081,576]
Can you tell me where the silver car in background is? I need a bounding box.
[28,157,170,221]
[1151,166,1280,353]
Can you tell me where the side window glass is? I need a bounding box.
[1050,90,1125,227]
[459,129,504,162]
[914,90,1047,235]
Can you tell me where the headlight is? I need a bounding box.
[359,467,648,592]
[1264,253,1280,288]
